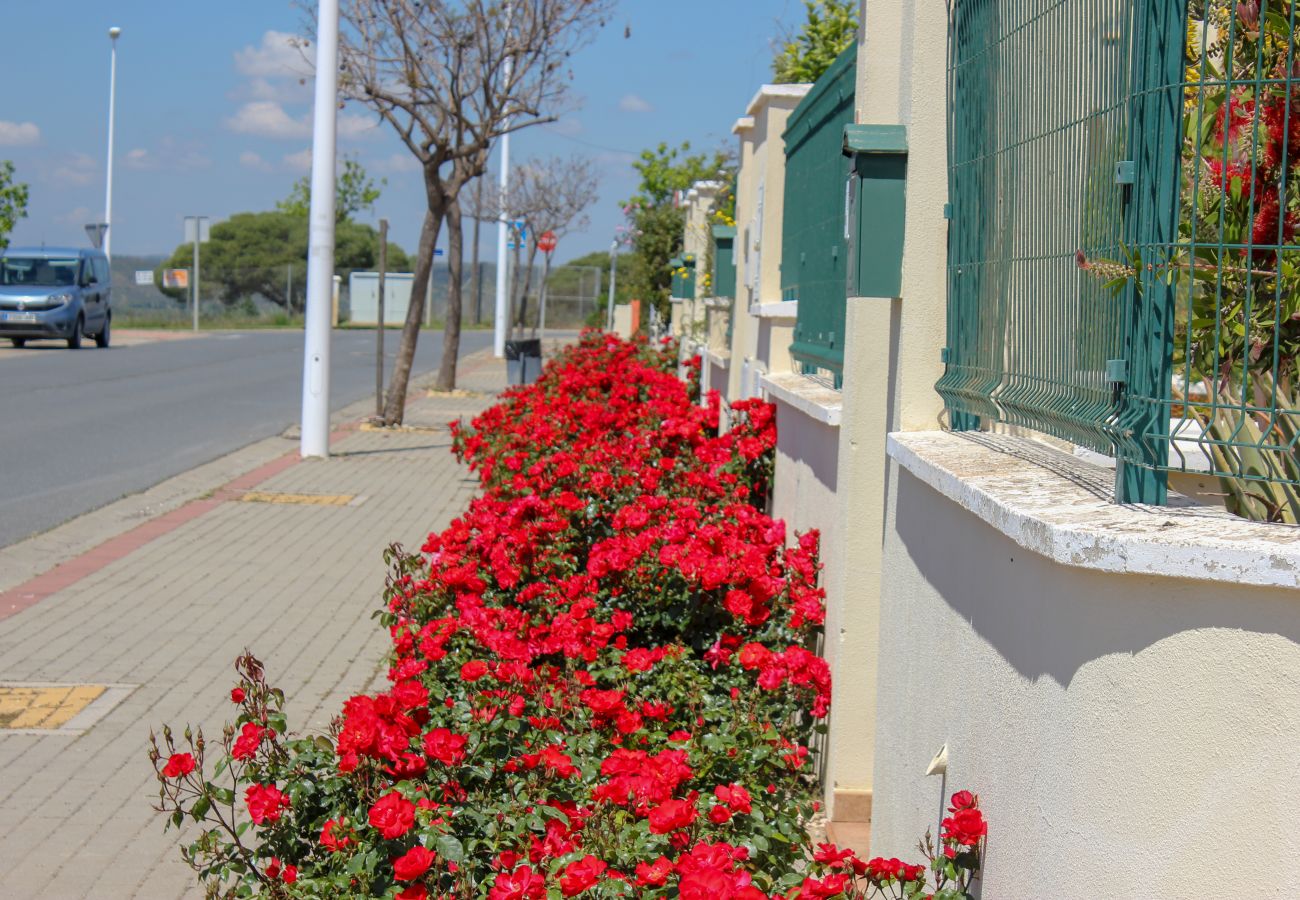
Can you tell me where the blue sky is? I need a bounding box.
[0,1,806,263]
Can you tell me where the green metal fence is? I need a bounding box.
[938,1,1300,521]
[784,42,858,381]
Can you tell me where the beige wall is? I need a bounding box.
[872,461,1300,898]
[726,86,809,405]
[816,0,951,821]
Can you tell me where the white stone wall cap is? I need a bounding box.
[746,83,813,115]
[704,347,731,365]
[887,430,1300,589]
[733,116,756,134]
[760,372,842,427]
[750,300,798,319]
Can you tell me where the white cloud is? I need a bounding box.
[618,94,653,113]
[375,152,420,174]
[239,151,273,172]
[283,148,313,172]
[50,153,98,187]
[226,101,375,141]
[56,206,92,226]
[0,120,40,146]
[123,138,210,172]
[235,30,309,78]
[124,148,155,170]
[226,101,309,139]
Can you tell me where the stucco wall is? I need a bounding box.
[872,452,1300,898]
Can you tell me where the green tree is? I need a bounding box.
[156,211,409,312]
[773,0,858,84]
[0,161,29,253]
[276,157,384,224]
[622,142,731,319]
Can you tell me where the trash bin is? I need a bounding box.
[504,338,542,386]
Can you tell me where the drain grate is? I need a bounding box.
[238,491,360,506]
[0,682,136,734]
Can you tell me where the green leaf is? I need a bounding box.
[435,832,465,863]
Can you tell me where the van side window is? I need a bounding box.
[81,259,97,285]
[94,257,110,285]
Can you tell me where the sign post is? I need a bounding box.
[376,218,387,418]
[183,216,210,332]
[536,230,557,346]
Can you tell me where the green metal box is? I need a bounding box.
[711,225,737,299]
[669,255,695,301]
[843,124,907,299]
[782,42,858,378]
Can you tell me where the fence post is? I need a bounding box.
[1114,0,1186,505]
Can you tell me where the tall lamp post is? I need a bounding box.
[300,0,340,458]
[104,26,121,260]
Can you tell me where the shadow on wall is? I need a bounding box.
[893,467,1300,688]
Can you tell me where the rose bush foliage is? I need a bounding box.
[150,333,984,898]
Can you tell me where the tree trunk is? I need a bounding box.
[513,244,540,338]
[435,198,465,391]
[382,206,442,425]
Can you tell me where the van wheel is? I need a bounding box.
[67,316,83,350]
[9,338,25,348]
[95,314,111,348]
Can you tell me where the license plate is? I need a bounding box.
[1,312,37,323]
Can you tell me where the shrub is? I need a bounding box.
[150,332,984,898]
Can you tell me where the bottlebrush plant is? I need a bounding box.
[150,333,984,898]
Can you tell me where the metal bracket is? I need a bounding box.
[1106,358,1128,384]
[941,347,951,363]
[1114,160,1136,185]
[943,203,952,220]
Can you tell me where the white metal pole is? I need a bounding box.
[606,239,617,331]
[492,2,514,358]
[493,130,511,357]
[104,27,120,260]
[300,0,340,458]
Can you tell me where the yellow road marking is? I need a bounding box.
[0,685,106,729]
[238,491,355,506]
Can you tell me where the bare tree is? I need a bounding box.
[331,0,612,421]
[466,154,598,336]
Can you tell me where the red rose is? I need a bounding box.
[282,865,297,884]
[423,727,468,766]
[559,855,607,896]
[230,687,246,703]
[941,807,987,847]
[393,844,436,881]
[647,796,697,834]
[460,660,489,681]
[244,783,289,824]
[161,753,195,779]
[488,865,546,900]
[948,789,976,812]
[634,856,673,887]
[231,722,265,761]
[397,886,429,900]
[708,805,732,824]
[319,818,351,852]
[368,792,416,839]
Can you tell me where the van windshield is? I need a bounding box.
[0,257,79,287]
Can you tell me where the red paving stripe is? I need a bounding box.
[0,354,499,623]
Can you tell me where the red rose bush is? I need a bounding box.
[150,333,985,898]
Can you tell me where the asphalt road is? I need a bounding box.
[0,328,493,548]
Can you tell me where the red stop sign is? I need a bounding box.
[537,230,557,254]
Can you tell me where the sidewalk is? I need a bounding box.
[0,348,510,898]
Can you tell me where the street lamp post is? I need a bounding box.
[104,26,121,260]
[300,0,340,458]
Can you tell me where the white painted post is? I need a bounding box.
[300,0,339,458]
